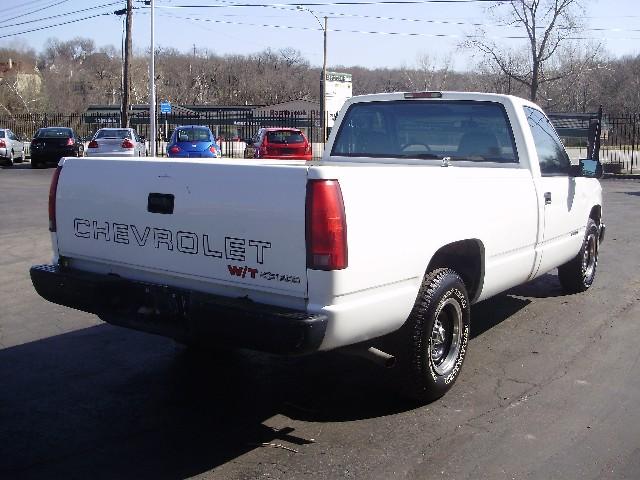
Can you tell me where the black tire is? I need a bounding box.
[398,268,471,402]
[31,158,42,169]
[558,218,599,294]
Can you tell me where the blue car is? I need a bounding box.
[167,125,221,158]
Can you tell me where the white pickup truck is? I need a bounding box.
[31,91,605,401]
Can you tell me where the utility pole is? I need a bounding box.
[149,0,156,156]
[322,16,327,143]
[116,0,133,128]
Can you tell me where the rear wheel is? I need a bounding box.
[398,268,470,402]
[558,218,599,293]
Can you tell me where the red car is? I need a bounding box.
[244,128,312,160]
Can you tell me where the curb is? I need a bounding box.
[603,173,640,180]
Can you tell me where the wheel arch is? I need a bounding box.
[589,205,602,225]
[426,239,485,303]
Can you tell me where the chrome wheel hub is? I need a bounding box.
[430,298,463,376]
[582,233,597,282]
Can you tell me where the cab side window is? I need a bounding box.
[524,106,570,176]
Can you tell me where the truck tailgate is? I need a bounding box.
[55,158,309,297]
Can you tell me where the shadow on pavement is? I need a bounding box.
[0,324,411,479]
[0,274,563,478]
[0,162,36,170]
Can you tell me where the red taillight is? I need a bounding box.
[122,139,134,149]
[304,142,311,154]
[88,140,99,148]
[169,145,181,155]
[306,179,348,270]
[209,145,217,155]
[66,137,74,146]
[48,165,62,232]
[0,140,5,148]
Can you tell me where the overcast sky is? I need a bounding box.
[2,0,639,70]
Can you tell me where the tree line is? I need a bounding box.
[1,35,637,117]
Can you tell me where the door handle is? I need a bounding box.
[544,192,552,205]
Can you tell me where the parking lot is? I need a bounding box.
[1,164,639,479]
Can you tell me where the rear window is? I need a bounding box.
[0,130,4,138]
[331,100,518,163]
[176,128,212,142]
[266,131,305,144]
[37,128,73,138]
[95,129,131,139]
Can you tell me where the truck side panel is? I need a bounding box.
[306,163,539,349]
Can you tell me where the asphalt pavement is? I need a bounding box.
[1,163,639,480]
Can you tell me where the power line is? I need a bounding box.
[151,1,640,33]
[157,12,640,40]
[0,11,114,40]
[153,0,514,8]
[10,0,56,11]
[0,0,73,24]
[6,1,123,29]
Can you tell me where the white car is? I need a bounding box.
[0,128,26,166]
[85,128,146,157]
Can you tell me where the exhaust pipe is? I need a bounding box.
[344,346,396,368]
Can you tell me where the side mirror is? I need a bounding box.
[579,158,603,179]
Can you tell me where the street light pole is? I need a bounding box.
[149,0,156,156]
[297,7,327,143]
[322,16,327,142]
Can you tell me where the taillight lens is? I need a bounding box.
[0,140,5,148]
[304,142,311,154]
[88,140,99,148]
[306,179,348,270]
[49,165,62,232]
[66,138,74,146]
[169,145,181,155]
[209,145,217,155]
[122,139,134,149]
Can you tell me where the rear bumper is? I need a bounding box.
[31,149,76,162]
[167,152,217,158]
[85,151,136,157]
[30,264,327,355]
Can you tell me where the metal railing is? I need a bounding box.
[0,110,324,159]
[1,109,637,171]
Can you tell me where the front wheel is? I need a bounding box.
[558,218,599,294]
[398,268,471,402]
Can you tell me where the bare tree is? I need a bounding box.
[468,0,589,102]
